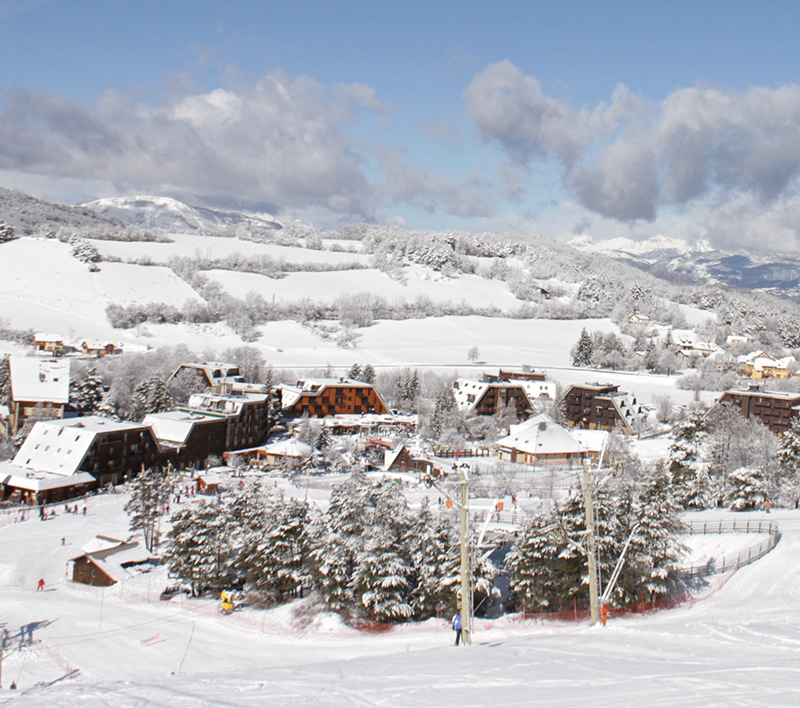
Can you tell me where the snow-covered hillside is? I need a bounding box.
[83,196,283,235]
[0,238,202,343]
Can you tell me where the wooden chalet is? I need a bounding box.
[710,386,800,434]
[81,340,118,357]
[169,362,245,389]
[495,413,584,467]
[71,536,151,587]
[33,333,64,356]
[561,383,647,435]
[3,416,161,497]
[8,356,70,435]
[279,378,388,417]
[143,410,227,470]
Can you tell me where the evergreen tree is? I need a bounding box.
[431,385,457,440]
[508,493,587,612]
[624,465,686,602]
[70,367,106,415]
[726,467,767,511]
[668,411,709,508]
[348,363,362,381]
[308,474,416,623]
[571,328,594,367]
[0,355,10,405]
[361,364,375,384]
[132,376,174,419]
[124,466,174,553]
[777,418,800,506]
[0,220,16,242]
[352,527,413,622]
[236,497,312,603]
[408,498,455,618]
[163,496,234,596]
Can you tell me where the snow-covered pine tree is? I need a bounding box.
[0,355,10,405]
[726,467,767,511]
[0,220,16,243]
[352,526,413,623]
[668,411,709,508]
[361,364,375,384]
[508,494,585,613]
[132,376,174,419]
[408,498,455,618]
[348,363,362,381]
[430,385,457,440]
[163,496,234,596]
[571,328,594,367]
[237,497,312,604]
[308,473,417,623]
[124,466,174,553]
[777,418,800,504]
[70,367,106,415]
[624,464,686,602]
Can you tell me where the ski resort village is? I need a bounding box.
[0,191,800,705]
[8,4,800,701]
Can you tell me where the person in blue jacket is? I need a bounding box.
[452,611,463,646]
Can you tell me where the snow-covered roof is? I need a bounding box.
[72,538,151,584]
[569,428,609,455]
[186,390,268,416]
[258,438,313,458]
[81,535,128,554]
[9,356,70,404]
[496,413,582,455]
[34,332,64,342]
[13,416,141,476]
[737,352,794,371]
[143,410,219,444]
[0,460,95,491]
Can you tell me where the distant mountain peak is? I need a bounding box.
[81,195,283,235]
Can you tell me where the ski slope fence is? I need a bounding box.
[679,518,781,579]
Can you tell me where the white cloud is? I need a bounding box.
[0,72,379,217]
[465,61,800,249]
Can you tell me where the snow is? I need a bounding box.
[88,233,372,266]
[0,239,203,336]
[203,263,523,309]
[0,494,796,705]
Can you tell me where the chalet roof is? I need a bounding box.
[737,352,794,371]
[0,460,95,491]
[172,362,244,385]
[9,356,70,404]
[721,387,800,401]
[34,333,64,343]
[452,377,551,413]
[72,538,151,584]
[496,413,583,456]
[258,438,313,458]
[13,416,143,476]
[186,390,268,416]
[143,410,219,444]
[279,377,378,409]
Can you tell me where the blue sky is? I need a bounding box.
[3,0,800,251]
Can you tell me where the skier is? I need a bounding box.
[37,578,45,592]
[765,499,771,514]
[452,611,462,646]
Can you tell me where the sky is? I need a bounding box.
[3,0,800,251]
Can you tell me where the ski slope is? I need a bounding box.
[0,495,794,706]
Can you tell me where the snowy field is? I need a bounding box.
[88,233,371,266]
[0,493,793,706]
